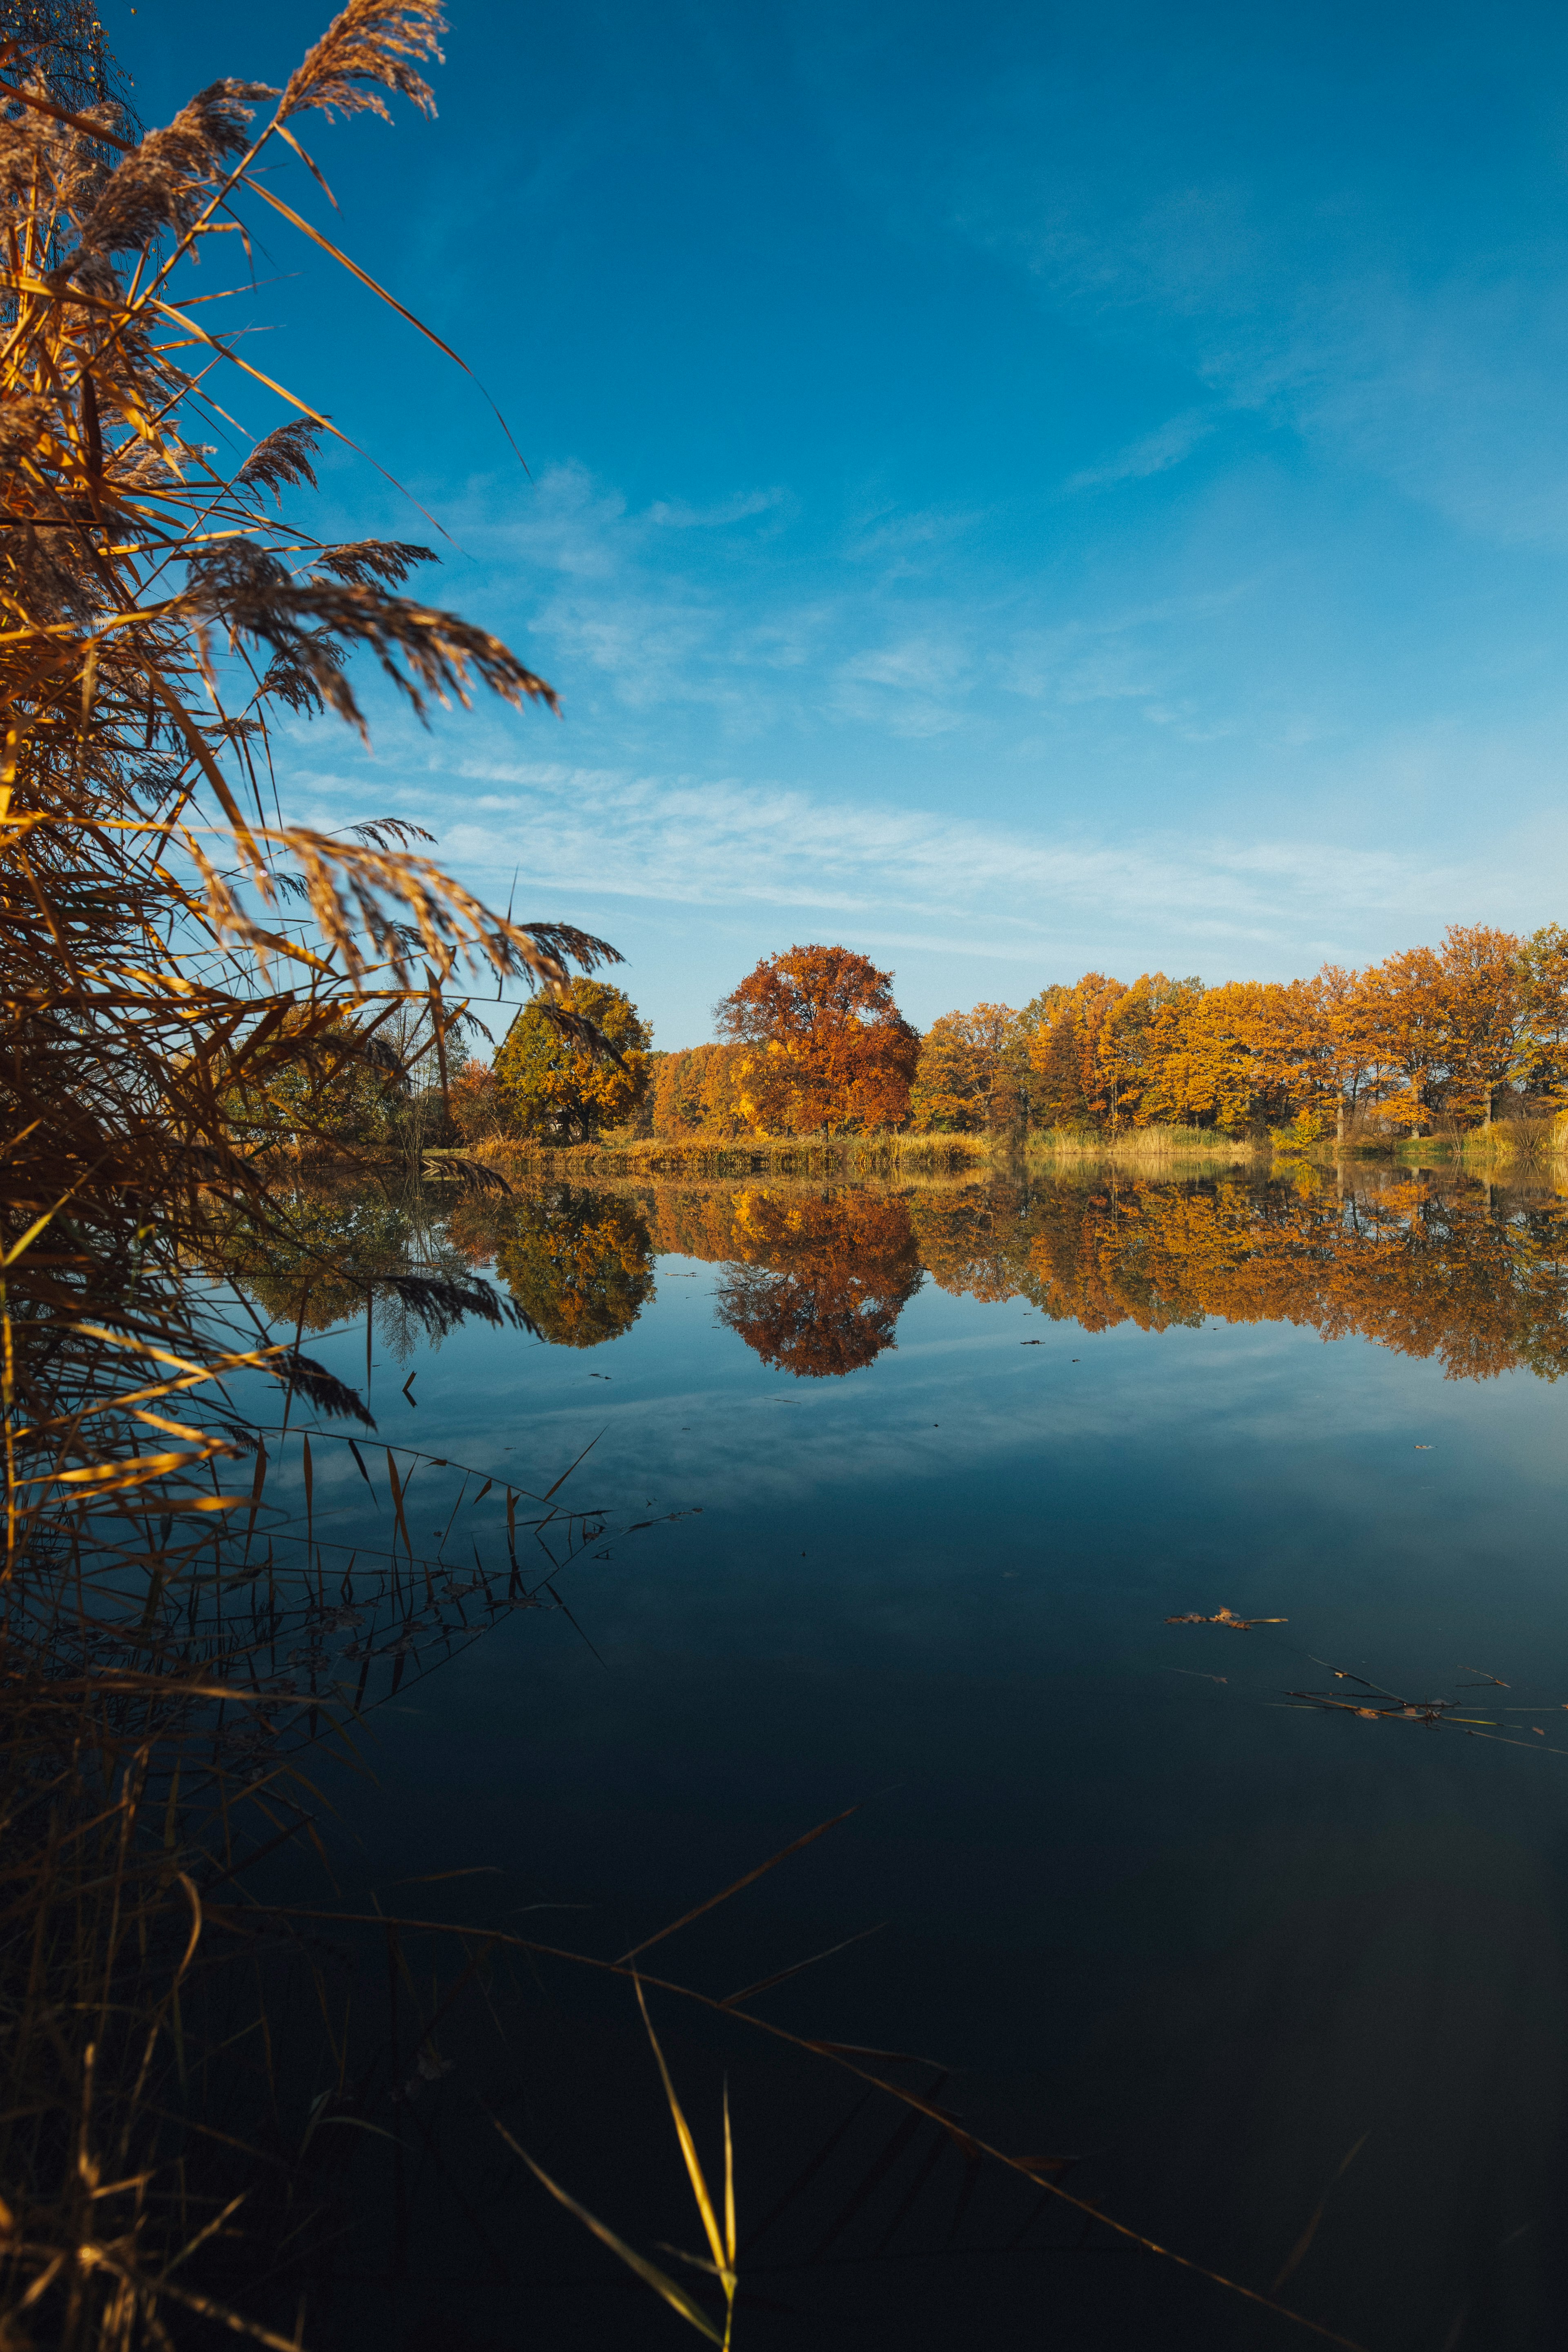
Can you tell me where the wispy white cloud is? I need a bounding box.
[278,731,1524,983]
[1065,409,1214,493]
[841,503,989,573]
[437,459,1272,754]
[831,632,974,736]
[646,487,792,529]
[944,142,1568,548]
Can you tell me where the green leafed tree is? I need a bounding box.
[494,980,653,1142]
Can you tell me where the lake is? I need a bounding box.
[236,1163,1568,2352]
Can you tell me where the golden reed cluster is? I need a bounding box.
[0,5,619,2341]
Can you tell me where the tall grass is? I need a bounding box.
[1025,1123,1266,1165]
[1463,1113,1568,1167]
[478,1124,1277,1180]
[475,1129,989,1181]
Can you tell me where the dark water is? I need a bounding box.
[245,1167,1568,2352]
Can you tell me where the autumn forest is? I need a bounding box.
[437,923,1568,1153]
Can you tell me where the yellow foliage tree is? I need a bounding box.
[909,1003,1020,1131]
[1139,981,1321,1130]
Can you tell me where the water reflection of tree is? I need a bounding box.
[226,1181,658,1357]
[914,1170,1568,1380]
[902,1183,1032,1303]
[712,1190,923,1376]
[484,1186,656,1347]
[234,1171,1568,1383]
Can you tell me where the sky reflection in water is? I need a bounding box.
[252,1168,1568,2350]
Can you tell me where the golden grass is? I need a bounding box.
[1461,1113,1568,1165]
[1025,1123,1267,1164]
[476,1129,984,1181]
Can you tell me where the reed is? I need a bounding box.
[0,5,630,2338]
[1025,1123,1266,1165]
[1459,1113,1568,1167]
[474,1129,987,1182]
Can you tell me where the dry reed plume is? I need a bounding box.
[0,0,628,1576]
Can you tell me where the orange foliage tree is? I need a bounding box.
[652,924,1568,1147]
[1519,925,1568,1100]
[991,927,1568,1140]
[1139,979,1323,1131]
[1344,925,1554,1134]
[448,1058,507,1143]
[717,945,920,1133]
[1308,966,1381,1142]
[1022,973,1204,1129]
[909,1003,1022,1131]
[651,1040,748,1136]
[1427,924,1537,1127]
[1025,973,1126,1127]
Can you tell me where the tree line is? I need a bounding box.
[449,924,1568,1149]
[916,922,1568,1140]
[451,943,918,1147]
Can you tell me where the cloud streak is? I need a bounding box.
[1065,410,1214,493]
[280,735,1514,983]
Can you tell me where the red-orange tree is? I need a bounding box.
[716,945,920,1132]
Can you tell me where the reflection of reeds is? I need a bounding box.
[0,1401,624,2342]
[226,1787,1370,2352]
[477,1130,990,1181]
[497,1980,739,2347]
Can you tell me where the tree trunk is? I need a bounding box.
[1336,1097,1345,1149]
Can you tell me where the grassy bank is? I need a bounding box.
[467,1123,1278,1181]
[1312,1113,1568,1172]
[1023,1124,1267,1166]
[470,1130,993,1182]
[430,1115,1568,1197]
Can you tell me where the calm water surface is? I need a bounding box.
[250,1168,1568,2352]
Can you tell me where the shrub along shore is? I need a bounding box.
[445,1111,1568,1187]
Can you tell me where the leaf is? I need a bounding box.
[493,2125,723,2343]
[347,1438,379,1504]
[635,1977,730,2283]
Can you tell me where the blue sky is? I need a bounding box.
[125,0,1568,1044]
